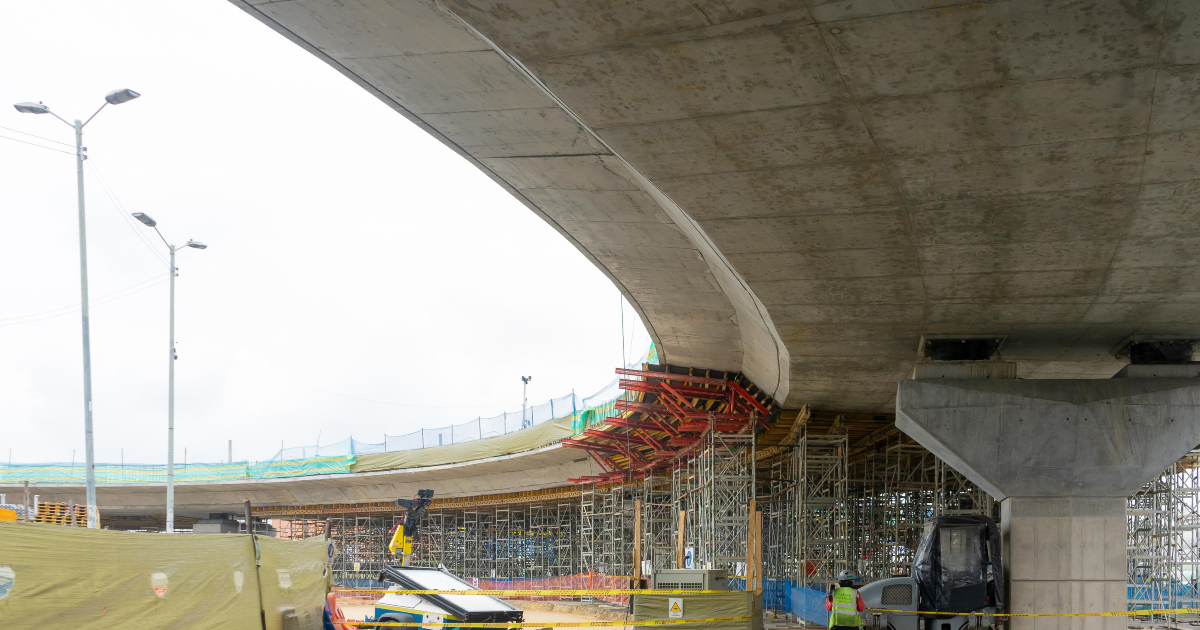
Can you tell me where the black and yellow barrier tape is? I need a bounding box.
[340,616,753,627]
[867,607,1198,618]
[335,589,729,596]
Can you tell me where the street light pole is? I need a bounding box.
[14,88,141,529]
[72,117,98,529]
[133,212,206,534]
[167,243,177,532]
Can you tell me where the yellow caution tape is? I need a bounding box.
[335,589,728,596]
[867,607,1200,618]
[341,616,753,627]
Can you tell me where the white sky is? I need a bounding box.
[0,0,650,466]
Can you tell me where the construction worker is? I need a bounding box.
[824,570,865,629]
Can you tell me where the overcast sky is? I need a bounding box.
[0,0,650,466]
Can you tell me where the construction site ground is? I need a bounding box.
[338,600,815,629]
[338,603,636,629]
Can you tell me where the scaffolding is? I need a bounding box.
[642,475,675,573]
[1127,449,1200,625]
[268,425,1000,596]
[253,410,1200,626]
[797,432,848,587]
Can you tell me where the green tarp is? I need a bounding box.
[351,415,575,473]
[0,456,356,485]
[634,592,763,630]
[0,521,329,630]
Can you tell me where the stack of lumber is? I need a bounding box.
[33,502,97,527]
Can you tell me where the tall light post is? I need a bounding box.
[521,376,532,429]
[132,212,206,533]
[14,88,141,529]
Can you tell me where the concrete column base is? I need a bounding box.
[1002,497,1126,630]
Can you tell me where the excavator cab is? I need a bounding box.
[859,515,1003,630]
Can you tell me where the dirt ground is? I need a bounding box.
[336,604,635,629]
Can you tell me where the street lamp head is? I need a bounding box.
[185,240,207,250]
[104,88,141,105]
[13,101,50,114]
[132,212,156,227]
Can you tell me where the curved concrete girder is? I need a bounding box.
[0,444,595,518]
[228,0,790,400]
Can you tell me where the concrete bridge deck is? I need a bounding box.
[231,0,1200,415]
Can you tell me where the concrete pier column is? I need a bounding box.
[896,373,1200,630]
[1002,497,1126,630]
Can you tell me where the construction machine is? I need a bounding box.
[857,515,1004,630]
[364,489,524,630]
[388,489,435,566]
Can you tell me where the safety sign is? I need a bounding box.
[668,598,683,619]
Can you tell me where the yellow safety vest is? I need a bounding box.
[828,586,862,628]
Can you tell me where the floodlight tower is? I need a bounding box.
[522,376,532,428]
[13,88,141,528]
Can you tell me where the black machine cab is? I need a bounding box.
[857,515,1004,630]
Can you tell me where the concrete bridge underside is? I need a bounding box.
[231,0,1200,414]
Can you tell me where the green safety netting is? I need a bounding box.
[2,343,657,485]
[0,456,355,485]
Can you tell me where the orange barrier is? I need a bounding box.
[474,572,639,605]
[328,591,357,630]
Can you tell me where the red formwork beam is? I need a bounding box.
[563,366,774,480]
[677,421,748,432]
[615,368,728,386]
[615,400,756,421]
[636,428,666,451]
[727,379,771,415]
[562,439,623,454]
[619,380,727,400]
[603,417,666,431]
[581,429,658,449]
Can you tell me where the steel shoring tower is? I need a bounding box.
[1127,449,1200,627]
[798,431,849,588]
[1169,451,1200,625]
[694,429,754,573]
[1129,471,1172,620]
[759,442,798,608]
[882,437,936,578]
[643,475,675,573]
[580,483,597,579]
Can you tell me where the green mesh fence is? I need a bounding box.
[0,456,355,485]
[4,344,657,485]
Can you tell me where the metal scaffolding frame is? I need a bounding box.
[797,432,849,587]
[643,475,676,573]
[269,428,1003,595]
[1128,449,1200,625]
[260,423,1200,625]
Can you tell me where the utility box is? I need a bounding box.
[633,591,760,630]
[651,569,728,591]
[193,515,239,534]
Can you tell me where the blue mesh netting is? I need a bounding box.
[792,585,830,626]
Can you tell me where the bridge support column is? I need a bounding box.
[896,372,1200,630]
